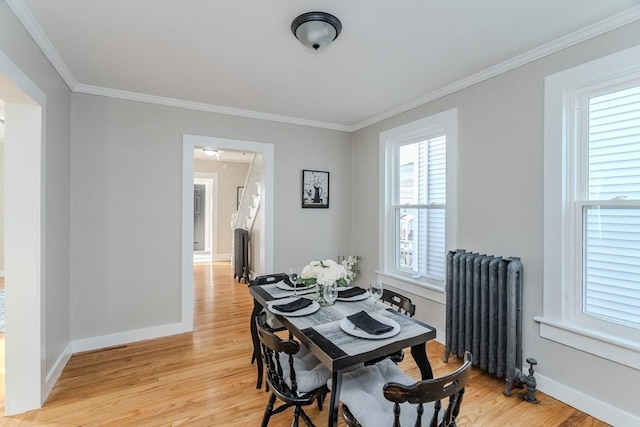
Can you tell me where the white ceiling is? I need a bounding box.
[14,0,640,131]
[193,147,253,164]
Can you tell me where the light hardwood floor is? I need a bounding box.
[0,264,607,426]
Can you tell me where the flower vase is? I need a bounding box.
[316,283,337,306]
[316,284,329,306]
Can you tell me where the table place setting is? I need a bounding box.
[267,296,320,317]
[293,307,433,357]
[275,280,309,292]
[336,286,370,301]
[262,281,318,299]
[340,310,400,339]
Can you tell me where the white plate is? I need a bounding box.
[340,313,401,339]
[275,280,316,292]
[336,289,370,301]
[268,297,320,317]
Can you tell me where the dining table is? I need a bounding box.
[249,281,437,427]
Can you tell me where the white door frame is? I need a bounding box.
[1,51,46,415]
[181,135,273,329]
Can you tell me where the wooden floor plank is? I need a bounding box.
[0,262,608,426]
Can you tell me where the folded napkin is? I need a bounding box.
[283,278,305,289]
[272,298,313,313]
[346,311,394,335]
[337,287,367,299]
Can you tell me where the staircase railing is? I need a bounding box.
[233,153,262,232]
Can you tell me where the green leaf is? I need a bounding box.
[301,278,317,287]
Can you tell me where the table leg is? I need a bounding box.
[411,343,433,380]
[250,300,264,389]
[328,370,343,427]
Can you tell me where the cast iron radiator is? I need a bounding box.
[234,228,250,283]
[444,249,524,396]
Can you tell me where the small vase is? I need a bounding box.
[316,282,337,306]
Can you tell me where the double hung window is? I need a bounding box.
[576,84,640,332]
[380,109,457,294]
[542,46,640,368]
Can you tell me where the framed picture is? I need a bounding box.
[302,170,329,208]
[237,186,245,209]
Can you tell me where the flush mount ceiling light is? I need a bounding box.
[291,11,342,51]
[202,148,222,159]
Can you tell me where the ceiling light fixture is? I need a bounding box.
[291,11,342,51]
[202,148,222,159]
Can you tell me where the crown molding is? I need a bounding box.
[73,84,352,132]
[6,0,77,90]
[9,0,639,133]
[350,5,640,132]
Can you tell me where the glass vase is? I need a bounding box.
[316,282,337,306]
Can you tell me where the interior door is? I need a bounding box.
[193,184,205,251]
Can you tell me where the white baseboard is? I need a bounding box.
[71,321,193,354]
[39,322,192,407]
[42,342,73,404]
[536,372,639,427]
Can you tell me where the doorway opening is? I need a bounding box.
[182,135,274,330]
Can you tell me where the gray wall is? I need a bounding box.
[70,93,352,339]
[351,22,640,418]
[0,142,4,274]
[0,0,72,385]
[194,159,250,256]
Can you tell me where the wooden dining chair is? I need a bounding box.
[255,312,331,427]
[249,273,290,390]
[339,352,472,427]
[367,288,417,365]
[251,273,290,287]
[249,274,290,332]
[381,288,416,317]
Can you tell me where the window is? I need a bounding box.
[541,45,640,369]
[379,109,457,298]
[578,85,640,331]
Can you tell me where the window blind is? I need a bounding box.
[426,136,446,278]
[584,85,640,328]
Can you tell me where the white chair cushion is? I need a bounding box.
[278,344,331,394]
[264,311,284,329]
[328,359,437,427]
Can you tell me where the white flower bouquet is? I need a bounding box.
[300,259,350,287]
[339,255,361,283]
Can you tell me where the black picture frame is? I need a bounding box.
[237,186,244,209]
[302,170,329,208]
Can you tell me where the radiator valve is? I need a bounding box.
[517,357,539,404]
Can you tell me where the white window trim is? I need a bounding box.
[540,45,640,370]
[378,108,458,304]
